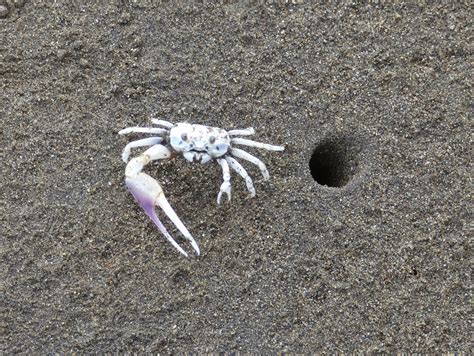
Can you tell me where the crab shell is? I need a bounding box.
[169,123,230,163]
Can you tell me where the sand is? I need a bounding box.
[2,1,471,353]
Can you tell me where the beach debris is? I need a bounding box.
[119,119,284,257]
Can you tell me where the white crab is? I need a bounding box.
[119,119,284,257]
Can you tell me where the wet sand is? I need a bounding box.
[2,2,471,352]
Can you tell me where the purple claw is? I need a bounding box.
[126,177,189,257]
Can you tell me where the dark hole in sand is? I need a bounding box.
[309,136,358,188]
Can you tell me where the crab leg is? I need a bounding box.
[231,137,284,151]
[125,144,200,257]
[225,156,256,197]
[228,127,255,136]
[230,147,270,180]
[151,119,175,129]
[121,137,163,163]
[119,127,168,135]
[216,158,231,204]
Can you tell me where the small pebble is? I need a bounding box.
[57,49,68,60]
[13,0,25,8]
[333,220,344,232]
[79,58,89,67]
[119,12,131,24]
[0,5,9,18]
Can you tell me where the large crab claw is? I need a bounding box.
[126,172,200,257]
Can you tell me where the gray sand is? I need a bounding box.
[1,2,471,353]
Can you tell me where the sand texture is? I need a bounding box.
[1,2,471,353]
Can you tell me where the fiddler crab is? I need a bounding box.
[119,119,284,257]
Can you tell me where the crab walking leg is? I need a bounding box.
[216,158,231,204]
[119,127,168,135]
[228,127,255,136]
[125,144,200,256]
[230,148,270,180]
[225,156,256,197]
[151,119,174,129]
[231,137,285,151]
[121,137,163,163]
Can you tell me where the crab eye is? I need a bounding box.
[209,136,216,144]
[181,133,188,141]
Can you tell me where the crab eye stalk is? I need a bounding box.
[209,135,216,144]
[181,133,188,141]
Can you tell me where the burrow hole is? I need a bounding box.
[309,136,360,188]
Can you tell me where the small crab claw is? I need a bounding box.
[125,172,200,257]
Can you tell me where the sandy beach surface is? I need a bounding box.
[2,2,471,353]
